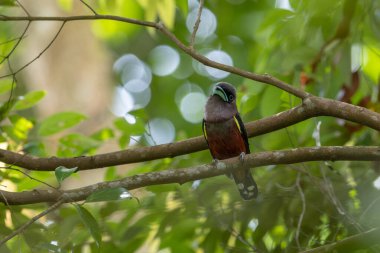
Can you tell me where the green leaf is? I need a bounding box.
[58,133,100,157]
[0,78,14,94]
[57,0,73,12]
[158,0,175,29]
[38,112,86,136]
[91,128,114,141]
[176,0,188,16]
[55,166,78,184]
[8,115,33,140]
[0,0,16,6]
[260,87,282,117]
[104,166,117,181]
[13,90,46,110]
[240,94,258,115]
[114,117,145,135]
[0,99,17,121]
[74,204,101,247]
[86,187,131,203]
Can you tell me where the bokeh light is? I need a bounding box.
[204,50,233,79]
[186,7,217,40]
[374,176,380,190]
[112,54,153,116]
[111,86,134,117]
[113,54,152,93]
[130,88,151,110]
[149,45,180,76]
[175,82,204,106]
[351,44,367,72]
[180,92,207,123]
[145,118,175,145]
[275,0,293,10]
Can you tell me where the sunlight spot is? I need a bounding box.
[186,7,217,40]
[129,135,141,146]
[275,0,293,11]
[149,45,180,76]
[130,87,151,110]
[120,191,132,199]
[180,92,207,123]
[373,176,380,190]
[204,50,233,79]
[145,118,175,145]
[124,113,136,124]
[248,218,259,231]
[124,79,150,93]
[111,87,134,117]
[351,44,368,72]
[114,54,152,93]
[192,180,201,189]
[175,82,204,107]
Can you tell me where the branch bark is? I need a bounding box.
[1,12,380,209]
[1,146,380,205]
[1,96,379,171]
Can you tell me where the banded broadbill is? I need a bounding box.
[202,82,258,200]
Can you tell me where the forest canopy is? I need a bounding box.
[1,0,380,252]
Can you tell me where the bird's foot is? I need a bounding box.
[239,152,246,164]
[212,158,219,165]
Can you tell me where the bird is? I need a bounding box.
[202,82,258,200]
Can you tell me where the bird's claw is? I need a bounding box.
[212,158,219,165]
[239,152,246,163]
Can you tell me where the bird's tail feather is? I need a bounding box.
[232,169,258,200]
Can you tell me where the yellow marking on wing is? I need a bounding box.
[203,121,208,140]
[233,116,242,134]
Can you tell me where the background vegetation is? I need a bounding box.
[1,0,380,252]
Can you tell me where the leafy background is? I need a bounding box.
[1,0,380,252]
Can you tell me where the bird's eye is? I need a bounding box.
[229,94,234,101]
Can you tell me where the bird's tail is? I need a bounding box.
[232,169,258,200]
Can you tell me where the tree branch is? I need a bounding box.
[1,146,380,205]
[1,96,379,171]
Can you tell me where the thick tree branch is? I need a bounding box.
[1,96,379,171]
[1,146,380,205]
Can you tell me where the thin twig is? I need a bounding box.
[0,21,31,65]
[0,14,309,99]
[190,0,204,47]
[300,227,380,253]
[295,172,306,250]
[2,21,66,78]
[0,35,27,46]
[16,0,31,17]
[0,199,64,245]
[145,120,157,146]
[80,0,98,15]
[2,166,57,189]
[319,163,364,232]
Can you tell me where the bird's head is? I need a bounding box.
[212,82,236,104]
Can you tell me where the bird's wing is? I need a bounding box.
[233,113,250,154]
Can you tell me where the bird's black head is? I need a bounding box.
[212,82,236,103]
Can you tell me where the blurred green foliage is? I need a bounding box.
[1,0,380,252]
